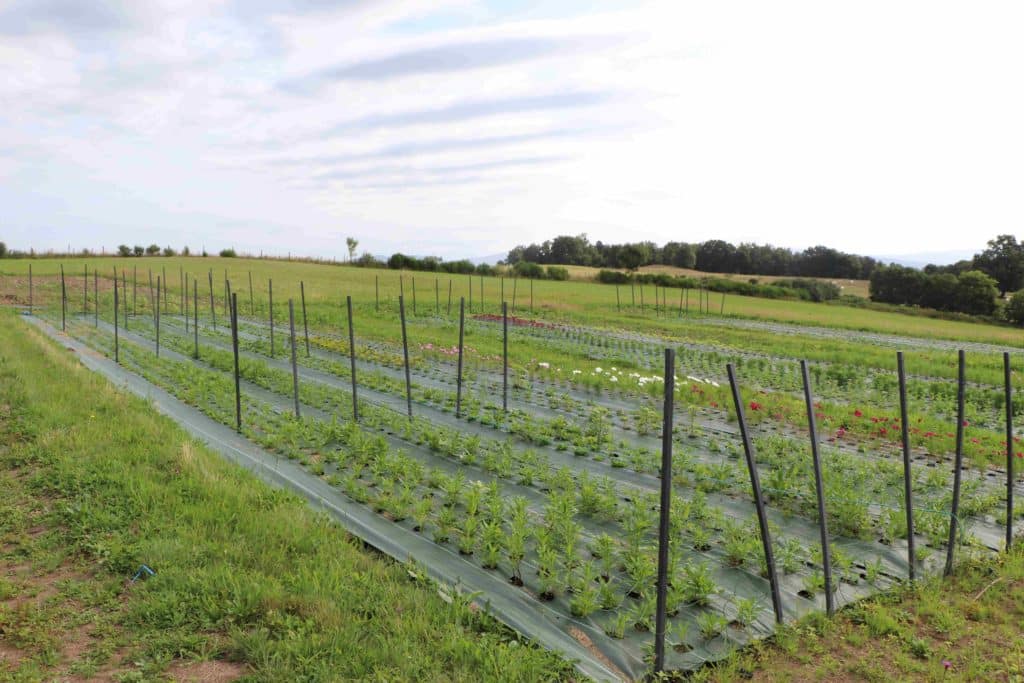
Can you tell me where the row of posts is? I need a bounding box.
[42,267,726,340]
[651,346,1016,672]
[44,266,1018,675]
[98,273,511,432]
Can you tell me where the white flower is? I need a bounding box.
[538,362,550,369]
[595,367,603,373]
[609,376,618,382]
[611,366,618,372]
[572,369,582,375]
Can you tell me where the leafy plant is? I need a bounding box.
[697,611,728,640]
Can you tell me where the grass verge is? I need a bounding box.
[0,310,574,682]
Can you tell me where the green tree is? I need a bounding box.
[617,244,646,271]
[117,244,132,257]
[145,244,160,255]
[1005,289,1024,326]
[696,240,739,273]
[953,270,999,315]
[346,237,359,262]
[0,242,6,258]
[133,245,144,257]
[973,235,1024,296]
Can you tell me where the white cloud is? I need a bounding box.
[1,0,1022,259]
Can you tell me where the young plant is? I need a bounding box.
[697,611,728,640]
[605,612,629,639]
[434,506,456,544]
[682,561,718,606]
[411,496,434,532]
[480,519,505,569]
[733,596,760,627]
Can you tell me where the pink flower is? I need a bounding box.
[749,401,762,411]
[853,409,863,417]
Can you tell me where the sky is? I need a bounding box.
[2,0,1023,262]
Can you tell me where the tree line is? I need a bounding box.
[870,235,1024,320]
[506,235,878,279]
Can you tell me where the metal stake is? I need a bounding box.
[727,363,784,624]
[945,350,966,576]
[800,360,834,616]
[300,281,310,357]
[289,299,301,419]
[399,295,412,418]
[1005,352,1015,551]
[502,301,508,412]
[456,297,465,418]
[347,295,358,422]
[231,292,241,432]
[653,348,676,673]
[897,351,917,580]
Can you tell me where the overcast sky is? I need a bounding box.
[2,0,1022,261]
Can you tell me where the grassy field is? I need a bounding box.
[0,309,573,681]
[0,256,1019,347]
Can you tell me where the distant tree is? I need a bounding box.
[145,244,160,256]
[182,246,191,256]
[548,234,597,265]
[953,270,999,315]
[672,243,697,269]
[219,248,237,258]
[0,242,6,258]
[163,246,176,257]
[617,244,646,271]
[696,240,739,273]
[869,264,926,305]
[354,252,382,268]
[388,253,410,269]
[117,244,132,257]
[919,273,958,311]
[973,234,1024,296]
[133,245,145,257]
[346,237,359,262]
[1006,289,1024,326]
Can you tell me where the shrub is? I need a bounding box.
[219,248,237,258]
[597,269,630,284]
[513,261,545,279]
[163,246,176,257]
[546,266,569,281]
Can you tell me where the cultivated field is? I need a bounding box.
[1,256,1022,681]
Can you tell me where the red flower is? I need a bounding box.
[836,427,846,438]
[1017,452,1023,459]
[749,401,762,411]
[854,409,863,417]
[961,420,969,427]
